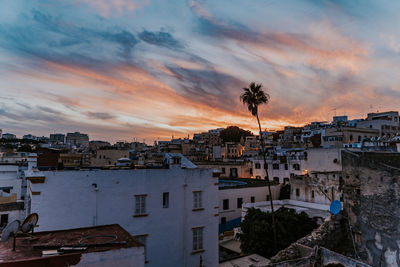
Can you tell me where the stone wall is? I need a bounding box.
[342,150,400,267]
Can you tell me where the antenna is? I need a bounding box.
[1,220,20,251]
[21,213,39,235]
[329,200,342,215]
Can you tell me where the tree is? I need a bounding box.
[219,126,253,143]
[238,207,317,258]
[240,82,278,248]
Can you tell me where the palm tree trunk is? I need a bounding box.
[256,113,277,249]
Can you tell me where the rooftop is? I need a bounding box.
[0,224,142,265]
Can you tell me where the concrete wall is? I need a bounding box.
[75,247,145,267]
[29,167,218,267]
[342,151,400,267]
[306,148,342,172]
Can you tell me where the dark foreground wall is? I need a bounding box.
[342,150,400,267]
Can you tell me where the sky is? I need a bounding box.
[1,0,400,143]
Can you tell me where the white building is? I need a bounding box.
[242,200,330,222]
[66,132,89,148]
[218,179,281,233]
[0,153,37,228]
[28,154,218,267]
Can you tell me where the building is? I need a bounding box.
[321,127,379,148]
[49,133,65,144]
[90,149,131,167]
[22,134,37,140]
[36,147,64,170]
[0,129,2,139]
[66,132,89,148]
[0,224,145,267]
[196,161,252,179]
[218,178,280,233]
[290,172,342,205]
[28,154,218,267]
[342,150,400,266]
[251,149,307,183]
[356,111,400,138]
[59,153,83,168]
[242,199,330,222]
[0,153,37,229]
[2,133,16,140]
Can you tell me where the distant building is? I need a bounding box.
[0,224,145,267]
[0,129,2,139]
[2,133,16,140]
[22,134,37,140]
[90,149,130,167]
[66,132,89,148]
[356,111,400,138]
[321,127,379,148]
[28,154,218,267]
[49,133,65,144]
[332,115,348,124]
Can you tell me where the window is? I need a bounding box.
[230,168,238,178]
[135,235,148,261]
[249,168,253,175]
[311,190,315,198]
[293,164,300,171]
[135,195,147,216]
[221,217,226,224]
[283,178,289,184]
[250,196,255,203]
[163,192,169,208]
[193,191,203,209]
[223,199,229,210]
[296,188,300,196]
[255,163,261,169]
[221,167,225,174]
[0,214,8,228]
[192,227,204,251]
[273,163,279,170]
[237,198,243,208]
[256,176,261,179]
[284,164,288,170]
[264,164,268,170]
[273,177,280,183]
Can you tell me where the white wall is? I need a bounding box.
[29,168,218,267]
[219,185,280,222]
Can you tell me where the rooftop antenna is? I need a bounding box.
[1,220,20,251]
[21,213,39,235]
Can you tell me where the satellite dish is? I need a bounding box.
[1,220,20,251]
[21,213,39,234]
[330,200,342,215]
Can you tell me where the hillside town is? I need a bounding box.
[0,110,399,266]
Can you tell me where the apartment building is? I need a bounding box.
[28,154,218,267]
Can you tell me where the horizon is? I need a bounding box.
[2,1,400,143]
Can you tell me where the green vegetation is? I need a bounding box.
[219,126,253,143]
[239,207,317,258]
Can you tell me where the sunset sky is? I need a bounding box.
[1,0,400,142]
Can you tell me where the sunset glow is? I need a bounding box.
[1,1,400,142]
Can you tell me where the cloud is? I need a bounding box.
[86,112,116,120]
[79,0,148,17]
[138,30,183,49]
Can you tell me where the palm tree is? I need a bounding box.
[240,82,277,248]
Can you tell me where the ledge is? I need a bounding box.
[133,214,148,218]
[191,249,205,255]
[192,208,204,212]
